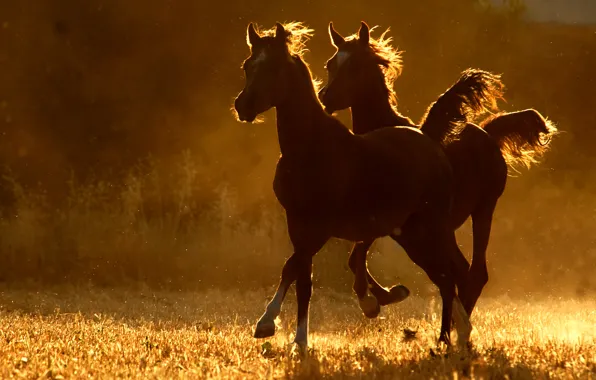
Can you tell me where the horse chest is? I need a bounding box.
[272,158,340,214]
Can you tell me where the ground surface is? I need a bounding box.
[0,287,595,379]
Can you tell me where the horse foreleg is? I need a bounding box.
[463,199,497,316]
[294,254,314,350]
[444,231,472,339]
[254,253,300,339]
[286,219,329,351]
[349,241,410,313]
[427,254,459,347]
[348,241,380,318]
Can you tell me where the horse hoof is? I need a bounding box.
[359,295,381,318]
[254,318,276,339]
[388,285,410,304]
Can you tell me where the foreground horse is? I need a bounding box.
[319,22,558,317]
[233,22,508,348]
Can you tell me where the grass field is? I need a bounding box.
[0,287,595,379]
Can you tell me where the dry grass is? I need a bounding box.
[1,287,595,379]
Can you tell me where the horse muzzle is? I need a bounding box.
[234,93,258,123]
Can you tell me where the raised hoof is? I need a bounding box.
[359,295,381,318]
[387,285,410,304]
[254,318,276,339]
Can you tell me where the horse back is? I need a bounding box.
[354,126,455,217]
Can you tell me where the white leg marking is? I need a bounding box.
[265,283,287,319]
[254,283,289,338]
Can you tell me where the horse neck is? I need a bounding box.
[275,67,331,158]
[351,81,413,134]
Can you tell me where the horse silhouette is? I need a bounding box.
[232,22,518,348]
[319,21,558,317]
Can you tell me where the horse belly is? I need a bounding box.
[328,197,414,242]
[329,216,397,242]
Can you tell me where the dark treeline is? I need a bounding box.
[0,1,595,294]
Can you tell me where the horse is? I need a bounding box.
[233,22,509,349]
[318,21,558,318]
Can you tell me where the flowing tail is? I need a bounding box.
[420,68,505,146]
[480,109,558,169]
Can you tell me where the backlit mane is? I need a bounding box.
[249,22,314,57]
[345,27,404,109]
[251,22,322,94]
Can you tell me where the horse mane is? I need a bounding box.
[480,109,558,169]
[292,55,325,103]
[420,69,505,146]
[345,27,404,87]
[251,22,323,94]
[344,27,404,109]
[342,27,412,122]
[250,22,314,57]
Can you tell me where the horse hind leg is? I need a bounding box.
[463,198,498,316]
[412,228,471,348]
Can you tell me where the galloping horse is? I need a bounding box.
[319,22,558,317]
[234,22,506,348]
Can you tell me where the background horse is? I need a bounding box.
[318,21,558,317]
[233,21,511,349]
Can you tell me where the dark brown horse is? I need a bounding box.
[233,22,509,349]
[319,22,558,318]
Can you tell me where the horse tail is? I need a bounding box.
[420,68,504,146]
[481,109,558,169]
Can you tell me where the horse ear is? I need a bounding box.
[358,21,370,45]
[275,22,287,43]
[247,23,260,46]
[329,22,345,47]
